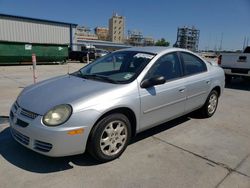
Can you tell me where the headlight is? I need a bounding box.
[43,104,72,126]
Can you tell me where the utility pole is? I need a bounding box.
[219,33,223,52]
[243,36,246,51]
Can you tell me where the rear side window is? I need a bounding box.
[181,52,207,76]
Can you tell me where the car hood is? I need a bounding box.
[17,75,120,115]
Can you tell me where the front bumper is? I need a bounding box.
[9,103,98,157]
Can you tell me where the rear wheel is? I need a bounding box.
[87,113,131,162]
[80,56,87,63]
[225,75,232,84]
[243,77,250,82]
[198,90,219,118]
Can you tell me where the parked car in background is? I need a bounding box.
[218,46,250,83]
[69,46,96,63]
[10,47,225,162]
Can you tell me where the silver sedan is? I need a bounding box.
[9,47,225,162]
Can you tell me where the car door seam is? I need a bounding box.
[187,91,207,99]
[143,97,186,114]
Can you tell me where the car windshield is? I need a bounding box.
[74,51,155,84]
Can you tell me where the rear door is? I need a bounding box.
[180,52,211,113]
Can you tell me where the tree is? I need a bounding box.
[155,38,170,47]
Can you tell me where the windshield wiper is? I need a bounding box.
[80,74,118,84]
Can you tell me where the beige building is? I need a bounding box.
[95,27,109,41]
[109,13,124,43]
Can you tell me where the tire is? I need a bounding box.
[243,77,250,82]
[198,90,219,118]
[80,57,86,63]
[225,75,232,84]
[87,113,131,162]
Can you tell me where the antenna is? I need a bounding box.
[243,36,246,50]
[214,35,218,52]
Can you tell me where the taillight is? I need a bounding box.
[218,55,222,65]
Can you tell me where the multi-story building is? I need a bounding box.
[94,27,109,41]
[127,30,143,46]
[143,37,155,46]
[174,26,200,51]
[126,30,155,46]
[109,13,124,43]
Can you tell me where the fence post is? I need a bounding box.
[32,54,37,84]
[87,52,89,64]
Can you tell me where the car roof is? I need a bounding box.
[118,46,189,55]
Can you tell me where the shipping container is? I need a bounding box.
[0,41,68,64]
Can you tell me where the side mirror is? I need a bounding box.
[140,75,166,88]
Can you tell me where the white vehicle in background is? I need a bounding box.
[218,46,250,83]
[95,49,109,58]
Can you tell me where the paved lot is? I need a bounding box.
[0,64,250,188]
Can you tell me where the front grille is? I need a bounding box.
[14,101,38,119]
[11,128,30,145]
[20,108,38,119]
[10,111,14,121]
[13,103,18,112]
[16,119,29,127]
[34,140,53,152]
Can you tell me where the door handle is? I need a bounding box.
[206,80,211,84]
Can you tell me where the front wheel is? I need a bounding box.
[198,90,219,118]
[87,113,131,162]
[225,75,232,84]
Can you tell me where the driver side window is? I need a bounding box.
[145,53,182,81]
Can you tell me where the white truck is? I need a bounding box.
[218,46,250,83]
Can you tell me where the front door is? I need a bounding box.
[138,52,186,131]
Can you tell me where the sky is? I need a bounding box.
[0,0,250,50]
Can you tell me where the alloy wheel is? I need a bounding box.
[100,120,128,156]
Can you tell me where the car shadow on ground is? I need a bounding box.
[225,78,250,91]
[0,116,190,173]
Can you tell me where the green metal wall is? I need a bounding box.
[0,41,68,64]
